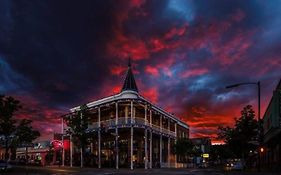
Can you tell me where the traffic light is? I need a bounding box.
[260,147,264,153]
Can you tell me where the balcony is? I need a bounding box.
[88,117,176,137]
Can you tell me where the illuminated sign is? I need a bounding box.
[51,140,63,150]
[202,154,209,158]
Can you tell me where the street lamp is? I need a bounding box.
[225,81,262,171]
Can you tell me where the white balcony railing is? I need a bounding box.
[88,117,176,137]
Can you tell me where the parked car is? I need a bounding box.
[224,159,244,171]
[0,160,12,171]
[231,160,244,170]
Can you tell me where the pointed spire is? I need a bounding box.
[121,57,139,93]
[128,57,131,67]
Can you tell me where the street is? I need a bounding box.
[1,166,279,175]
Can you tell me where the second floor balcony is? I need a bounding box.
[87,117,176,137]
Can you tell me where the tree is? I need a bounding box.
[0,95,21,160]
[13,119,40,162]
[174,138,194,163]
[0,95,40,161]
[65,104,90,167]
[218,105,259,159]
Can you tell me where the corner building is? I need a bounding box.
[63,62,189,169]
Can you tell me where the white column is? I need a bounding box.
[175,123,177,136]
[160,116,162,168]
[174,123,177,167]
[130,100,134,169]
[130,127,134,170]
[168,137,171,168]
[145,104,147,125]
[80,147,83,168]
[70,134,73,167]
[144,104,148,169]
[131,101,133,124]
[98,107,101,168]
[160,116,162,132]
[115,102,119,169]
[149,130,152,169]
[125,106,128,124]
[61,118,65,166]
[90,142,93,154]
[150,109,152,126]
[80,113,83,168]
[168,119,171,168]
[145,129,148,169]
[160,135,162,168]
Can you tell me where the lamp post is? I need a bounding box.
[225,81,262,172]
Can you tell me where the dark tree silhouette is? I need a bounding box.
[0,95,40,161]
[14,119,40,162]
[174,138,194,163]
[64,104,90,167]
[0,95,21,160]
[218,105,259,159]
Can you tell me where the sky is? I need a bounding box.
[0,0,280,142]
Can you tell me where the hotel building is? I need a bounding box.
[62,61,189,169]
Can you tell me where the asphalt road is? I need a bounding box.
[0,166,278,175]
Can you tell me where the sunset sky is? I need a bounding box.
[0,0,280,141]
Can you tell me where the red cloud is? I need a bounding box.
[164,25,187,39]
[145,65,159,77]
[130,0,146,8]
[110,65,127,76]
[142,87,159,103]
[107,32,150,60]
[180,68,209,78]
[231,9,246,22]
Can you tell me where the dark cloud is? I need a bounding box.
[0,0,280,139]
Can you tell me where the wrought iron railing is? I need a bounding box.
[88,117,176,137]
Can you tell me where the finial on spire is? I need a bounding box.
[121,56,138,93]
[128,55,132,67]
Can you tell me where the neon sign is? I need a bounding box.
[50,140,63,150]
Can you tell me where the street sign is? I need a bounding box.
[203,154,209,158]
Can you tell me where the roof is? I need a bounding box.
[69,58,189,129]
[121,58,138,92]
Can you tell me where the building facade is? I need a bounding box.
[62,61,189,169]
[262,79,281,171]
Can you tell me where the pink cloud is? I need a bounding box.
[145,65,160,77]
[180,68,209,78]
